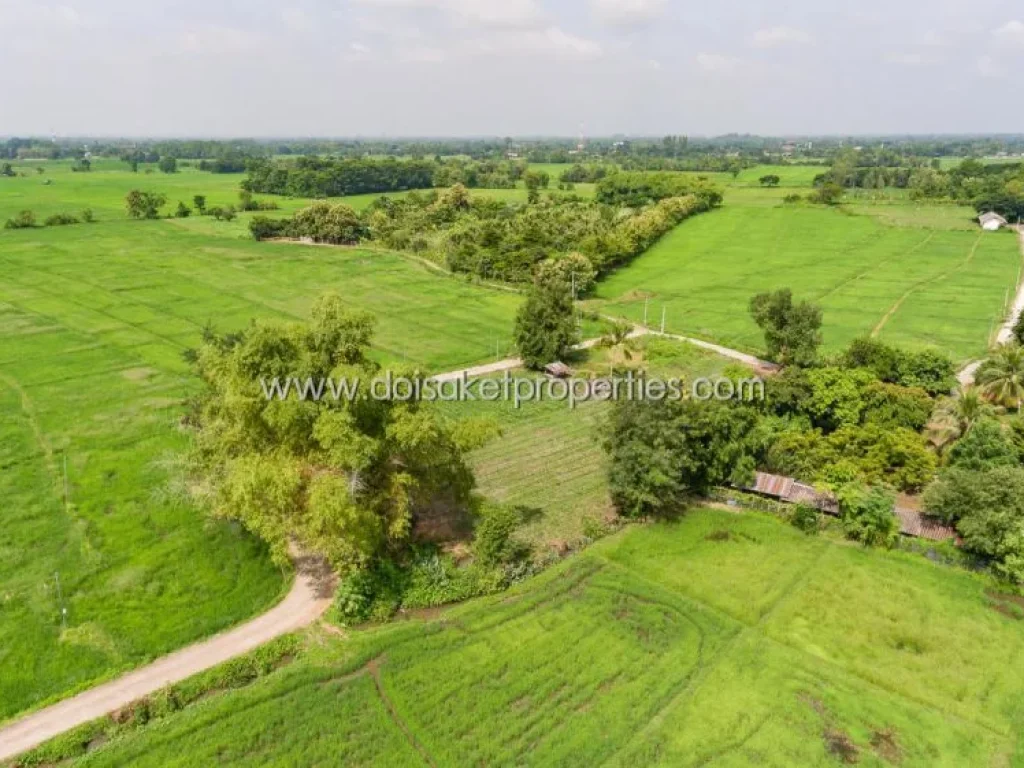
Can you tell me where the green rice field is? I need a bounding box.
[46,509,1024,767]
[0,183,520,718]
[595,200,1021,361]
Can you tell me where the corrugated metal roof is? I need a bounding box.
[894,507,957,542]
[741,473,956,542]
[747,472,794,498]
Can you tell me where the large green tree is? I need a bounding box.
[513,280,578,369]
[605,398,757,518]
[749,289,823,366]
[125,190,167,219]
[924,467,1024,582]
[188,294,480,572]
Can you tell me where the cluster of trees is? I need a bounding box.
[818,152,1024,219]
[607,285,1024,582]
[252,181,719,284]
[594,172,723,207]
[125,190,268,221]
[198,156,250,173]
[604,290,957,544]
[245,156,437,198]
[617,155,751,175]
[559,164,611,183]
[246,156,542,198]
[433,159,529,189]
[186,295,529,619]
[251,202,366,244]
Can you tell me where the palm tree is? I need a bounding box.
[927,385,995,452]
[977,344,1024,412]
[600,321,640,361]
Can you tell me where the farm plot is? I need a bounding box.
[594,204,1020,361]
[438,337,734,547]
[0,220,519,718]
[58,509,1024,767]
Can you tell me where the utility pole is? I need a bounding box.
[55,572,67,631]
[62,453,69,513]
[660,306,666,334]
[643,298,649,327]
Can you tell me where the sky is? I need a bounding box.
[1,0,1023,137]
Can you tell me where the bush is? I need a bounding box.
[332,549,508,624]
[81,208,95,223]
[401,555,506,609]
[790,503,821,535]
[838,485,899,548]
[947,418,1019,471]
[174,201,191,218]
[44,212,79,226]
[474,503,529,566]
[4,209,37,229]
[249,215,293,241]
[209,205,237,222]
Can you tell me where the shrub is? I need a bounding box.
[790,503,821,535]
[837,485,899,548]
[947,418,1019,471]
[44,212,79,226]
[249,216,293,241]
[174,201,192,218]
[81,207,95,223]
[332,550,508,623]
[4,209,37,229]
[473,503,528,566]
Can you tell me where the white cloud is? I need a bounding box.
[281,8,309,32]
[591,0,666,27]
[539,26,603,58]
[343,41,373,61]
[180,24,261,55]
[919,29,945,46]
[695,52,741,73]
[752,25,812,48]
[977,55,1004,77]
[885,52,934,67]
[992,20,1024,47]
[402,45,446,62]
[466,26,603,59]
[352,0,544,28]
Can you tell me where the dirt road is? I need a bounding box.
[0,554,334,762]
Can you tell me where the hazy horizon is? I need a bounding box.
[2,0,1023,137]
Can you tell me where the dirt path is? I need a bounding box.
[0,553,334,762]
[958,227,1024,386]
[430,327,775,383]
[873,233,982,338]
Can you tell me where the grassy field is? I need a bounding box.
[594,196,1021,361]
[50,508,1024,767]
[0,176,521,718]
